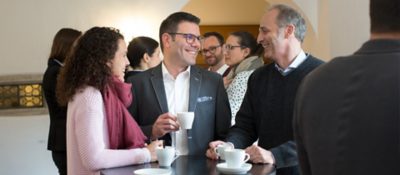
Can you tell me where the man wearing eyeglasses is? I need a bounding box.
[201,32,229,76]
[127,12,231,156]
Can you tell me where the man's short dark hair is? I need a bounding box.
[159,11,200,51]
[370,0,400,33]
[203,32,225,46]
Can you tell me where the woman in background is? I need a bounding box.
[223,31,264,124]
[124,36,161,81]
[57,27,161,175]
[42,28,81,175]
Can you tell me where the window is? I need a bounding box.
[0,84,43,109]
[0,74,47,116]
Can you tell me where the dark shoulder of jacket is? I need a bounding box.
[306,55,325,68]
[126,66,156,83]
[192,65,221,82]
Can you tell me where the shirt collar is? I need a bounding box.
[162,62,191,80]
[53,59,64,66]
[209,64,229,75]
[274,50,307,76]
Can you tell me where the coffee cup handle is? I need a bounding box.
[244,153,250,162]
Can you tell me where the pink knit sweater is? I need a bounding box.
[67,86,150,175]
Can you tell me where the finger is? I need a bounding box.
[164,113,177,121]
[161,121,178,130]
[167,120,180,130]
[159,140,164,147]
[169,114,178,121]
[170,119,179,127]
[245,146,254,155]
[159,123,178,133]
[210,141,223,148]
[160,118,177,128]
[253,158,262,164]
[206,149,218,160]
[250,154,261,163]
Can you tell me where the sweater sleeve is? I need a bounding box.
[269,141,298,168]
[226,72,258,148]
[71,87,151,171]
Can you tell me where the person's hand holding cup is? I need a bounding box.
[214,142,234,160]
[146,140,164,162]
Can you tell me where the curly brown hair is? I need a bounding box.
[56,27,124,106]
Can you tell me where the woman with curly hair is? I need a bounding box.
[57,27,162,175]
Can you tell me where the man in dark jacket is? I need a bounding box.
[293,0,400,174]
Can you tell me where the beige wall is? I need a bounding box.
[0,0,189,75]
[0,0,370,76]
[327,0,369,58]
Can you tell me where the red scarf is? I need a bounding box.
[102,76,147,149]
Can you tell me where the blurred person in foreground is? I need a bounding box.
[293,0,400,174]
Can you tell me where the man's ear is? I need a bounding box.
[285,24,295,38]
[162,33,172,49]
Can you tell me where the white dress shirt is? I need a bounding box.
[162,63,190,155]
[208,64,229,75]
[275,50,307,76]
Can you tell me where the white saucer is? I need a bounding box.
[216,162,252,174]
[133,168,171,175]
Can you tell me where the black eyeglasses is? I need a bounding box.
[201,45,221,55]
[168,32,204,44]
[223,44,243,51]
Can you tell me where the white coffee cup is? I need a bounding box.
[156,146,175,167]
[214,142,234,160]
[177,112,195,129]
[224,149,250,168]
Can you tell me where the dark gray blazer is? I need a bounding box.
[294,39,400,175]
[127,64,231,155]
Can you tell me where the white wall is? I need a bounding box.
[0,0,188,75]
[275,0,370,60]
[327,0,370,58]
[0,115,57,175]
